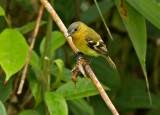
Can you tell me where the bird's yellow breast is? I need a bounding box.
[71,32,100,57]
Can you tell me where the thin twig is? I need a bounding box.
[94,0,113,41]
[40,0,119,114]
[17,5,44,94]
[13,72,21,95]
[81,58,119,115]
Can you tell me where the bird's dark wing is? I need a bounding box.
[85,35,108,56]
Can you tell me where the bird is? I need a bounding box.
[67,21,116,68]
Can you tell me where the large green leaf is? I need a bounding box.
[51,67,72,82]
[54,47,66,63]
[45,92,68,115]
[116,78,160,109]
[0,6,5,16]
[0,29,28,81]
[17,20,46,34]
[68,99,94,115]
[19,110,40,115]
[55,0,75,25]
[126,0,160,29]
[146,21,160,38]
[80,0,114,24]
[34,102,46,115]
[29,51,41,71]
[51,59,64,89]
[28,68,43,106]
[0,76,12,102]
[114,0,150,102]
[12,0,34,12]
[0,101,7,115]
[90,95,112,115]
[56,78,109,100]
[40,31,66,56]
[90,57,120,94]
[147,109,160,115]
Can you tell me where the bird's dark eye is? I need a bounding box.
[74,28,78,31]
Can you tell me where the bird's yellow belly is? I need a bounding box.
[72,35,100,57]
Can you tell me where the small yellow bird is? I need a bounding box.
[67,21,116,68]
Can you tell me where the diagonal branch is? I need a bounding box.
[40,0,119,115]
[17,5,44,94]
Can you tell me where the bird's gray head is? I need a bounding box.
[67,22,84,37]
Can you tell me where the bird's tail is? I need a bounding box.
[104,55,116,69]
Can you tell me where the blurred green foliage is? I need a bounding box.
[0,0,160,115]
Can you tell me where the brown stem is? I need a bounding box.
[12,72,22,96]
[42,7,53,91]
[82,59,119,115]
[40,0,119,114]
[17,5,44,94]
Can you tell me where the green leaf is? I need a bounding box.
[126,0,160,29]
[51,59,64,89]
[90,95,112,115]
[68,99,94,115]
[0,76,12,102]
[90,57,120,94]
[54,59,64,76]
[0,6,5,16]
[51,67,72,82]
[147,109,160,115]
[114,0,151,102]
[28,68,43,106]
[56,78,109,100]
[116,78,160,109]
[17,20,46,34]
[45,92,68,115]
[40,31,66,56]
[81,0,114,24]
[34,102,46,115]
[52,0,75,25]
[12,0,34,12]
[93,0,113,40]
[19,110,40,115]
[29,51,41,71]
[0,101,7,115]
[147,21,160,38]
[0,29,28,81]
[54,47,66,63]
